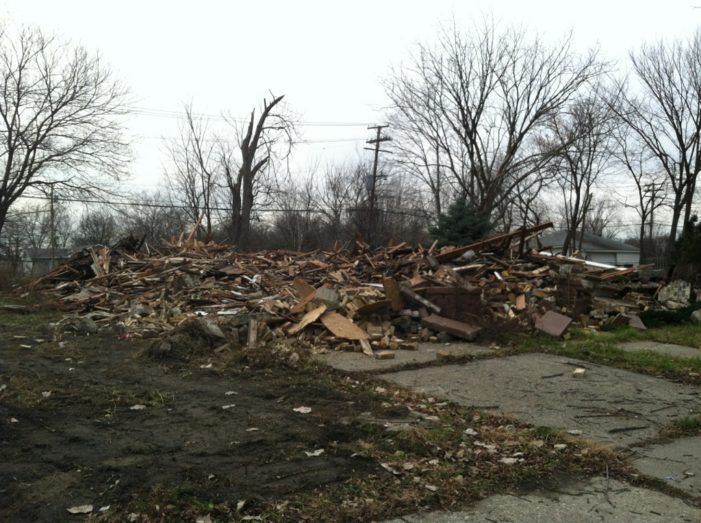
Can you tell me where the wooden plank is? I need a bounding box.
[359,339,374,357]
[287,304,327,336]
[435,222,553,262]
[355,299,391,315]
[421,314,481,341]
[293,278,316,299]
[399,285,441,314]
[534,310,572,337]
[247,318,258,348]
[320,311,369,340]
[382,277,404,311]
[386,241,409,255]
[425,255,439,270]
[289,290,316,314]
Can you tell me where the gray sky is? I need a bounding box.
[3,0,701,210]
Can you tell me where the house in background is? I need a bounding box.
[532,230,640,267]
[24,247,71,275]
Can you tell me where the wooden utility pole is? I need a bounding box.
[49,183,56,268]
[644,182,661,244]
[365,125,391,244]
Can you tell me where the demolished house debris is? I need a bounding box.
[28,224,673,358]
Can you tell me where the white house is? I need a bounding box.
[533,230,640,267]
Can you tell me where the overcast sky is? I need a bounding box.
[3,0,701,207]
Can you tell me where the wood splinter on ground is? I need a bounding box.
[572,368,586,378]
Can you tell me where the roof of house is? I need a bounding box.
[533,230,639,253]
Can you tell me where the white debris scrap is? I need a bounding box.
[67,504,93,514]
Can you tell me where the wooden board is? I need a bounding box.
[359,339,374,357]
[400,285,441,314]
[421,314,481,341]
[293,278,316,299]
[382,277,404,311]
[320,311,369,340]
[287,304,326,336]
[355,299,391,315]
[289,290,316,314]
[534,310,572,337]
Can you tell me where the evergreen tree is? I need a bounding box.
[430,199,492,246]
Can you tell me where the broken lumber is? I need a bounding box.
[320,312,369,340]
[287,304,327,336]
[382,277,404,311]
[535,311,572,338]
[400,285,441,314]
[421,314,481,341]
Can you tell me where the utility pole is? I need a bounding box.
[49,183,56,268]
[643,182,660,245]
[365,124,391,244]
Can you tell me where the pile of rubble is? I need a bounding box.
[30,224,672,359]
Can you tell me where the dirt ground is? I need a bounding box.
[0,310,397,522]
[0,304,637,523]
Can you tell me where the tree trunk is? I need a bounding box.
[230,181,242,244]
[434,145,442,216]
[0,207,7,247]
[667,191,682,255]
[682,184,695,236]
[239,170,254,250]
[639,221,647,263]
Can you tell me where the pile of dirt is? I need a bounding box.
[145,317,230,362]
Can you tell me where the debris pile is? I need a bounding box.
[30,224,669,358]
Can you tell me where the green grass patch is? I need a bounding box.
[667,416,701,437]
[508,326,701,382]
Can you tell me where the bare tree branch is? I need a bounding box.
[385,20,604,223]
[0,26,130,240]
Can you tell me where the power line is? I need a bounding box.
[129,106,371,128]
[15,193,430,219]
[133,134,368,145]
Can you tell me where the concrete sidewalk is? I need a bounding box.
[382,476,701,522]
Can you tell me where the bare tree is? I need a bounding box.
[1,200,72,254]
[506,170,552,229]
[611,30,701,254]
[270,175,320,251]
[611,127,667,261]
[385,21,604,222]
[317,162,359,241]
[117,191,188,246]
[0,26,129,241]
[73,208,118,247]
[583,197,620,239]
[224,94,294,249]
[166,103,221,236]
[544,93,616,254]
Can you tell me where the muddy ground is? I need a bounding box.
[0,310,401,522]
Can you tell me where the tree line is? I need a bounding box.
[1,21,701,270]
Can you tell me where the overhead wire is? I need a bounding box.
[128,105,373,128]
[13,193,431,219]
